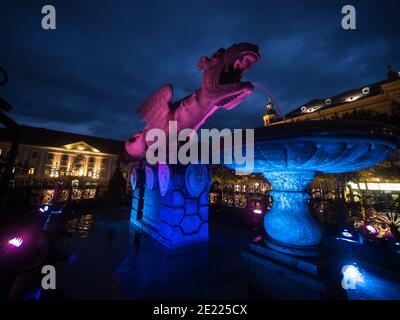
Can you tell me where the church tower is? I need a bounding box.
[263,100,277,126]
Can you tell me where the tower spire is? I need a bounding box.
[263,99,277,126]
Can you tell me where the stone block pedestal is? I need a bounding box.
[130,163,210,250]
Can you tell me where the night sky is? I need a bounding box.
[0,0,399,140]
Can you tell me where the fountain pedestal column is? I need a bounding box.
[244,171,329,299]
[263,171,323,256]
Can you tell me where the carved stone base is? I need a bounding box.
[130,163,210,250]
[265,236,323,257]
[244,241,347,300]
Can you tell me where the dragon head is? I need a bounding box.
[197,43,260,110]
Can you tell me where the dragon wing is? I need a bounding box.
[136,84,173,130]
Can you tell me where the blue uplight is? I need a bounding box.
[341,230,353,238]
[341,264,364,290]
[39,205,50,213]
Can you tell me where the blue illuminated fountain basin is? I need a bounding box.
[225,120,400,256]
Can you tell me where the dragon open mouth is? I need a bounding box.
[219,52,259,85]
[216,51,259,108]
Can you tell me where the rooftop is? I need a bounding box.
[283,73,400,119]
[0,125,125,155]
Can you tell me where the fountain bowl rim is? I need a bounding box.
[253,119,400,145]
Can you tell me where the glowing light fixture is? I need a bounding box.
[366,225,377,233]
[341,264,364,289]
[341,229,353,238]
[301,105,322,113]
[343,265,362,279]
[362,87,370,94]
[344,92,363,102]
[253,209,262,214]
[9,237,23,247]
[39,205,50,213]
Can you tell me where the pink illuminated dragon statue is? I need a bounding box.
[125,43,260,160]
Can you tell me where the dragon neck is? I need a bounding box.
[193,89,219,131]
[173,89,219,132]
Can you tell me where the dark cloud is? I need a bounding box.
[0,0,399,139]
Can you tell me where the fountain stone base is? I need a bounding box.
[263,170,323,256]
[244,239,349,299]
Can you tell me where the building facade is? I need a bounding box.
[266,76,400,126]
[0,125,126,184]
[263,74,400,204]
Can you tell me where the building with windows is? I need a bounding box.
[263,71,400,203]
[0,125,126,183]
[265,70,400,126]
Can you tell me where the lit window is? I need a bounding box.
[28,168,35,175]
[44,166,51,176]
